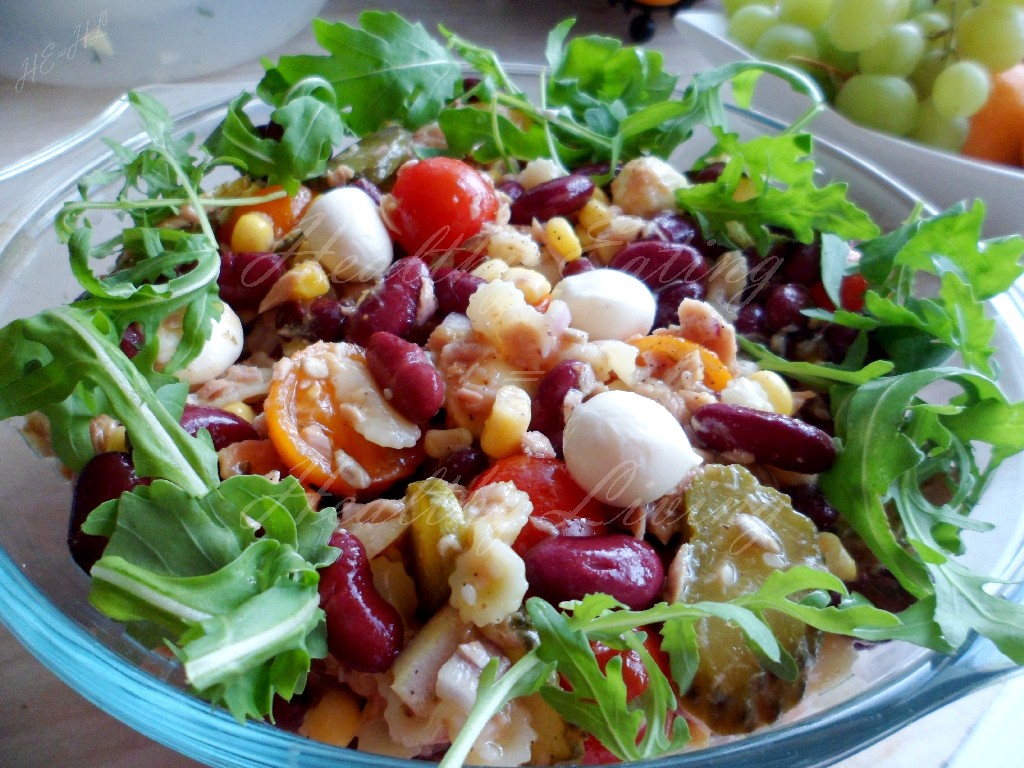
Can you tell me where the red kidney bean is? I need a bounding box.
[781,241,822,286]
[609,240,710,291]
[734,302,768,339]
[509,175,595,225]
[783,484,839,531]
[120,322,144,359]
[824,323,861,363]
[764,283,812,332]
[691,403,837,473]
[432,447,490,485]
[366,331,445,423]
[319,530,404,672]
[644,211,700,245]
[688,161,727,184]
[653,280,707,330]
[275,297,348,343]
[524,534,664,610]
[69,452,150,572]
[497,179,525,201]
[180,403,258,451]
[561,256,596,277]
[529,359,588,457]
[347,257,432,346]
[218,250,288,310]
[433,266,485,316]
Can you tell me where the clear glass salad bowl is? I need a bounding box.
[1,77,1023,768]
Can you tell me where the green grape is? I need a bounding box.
[778,0,834,29]
[955,2,1024,72]
[754,23,820,62]
[825,0,902,52]
[908,0,935,14]
[728,5,781,49]
[909,48,950,96]
[815,28,861,72]
[891,0,914,21]
[910,99,969,151]
[932,59,992,117]
[859,22,927,75]
[722,0,775,15]
[914,10,953,40]
[836,74,920,134]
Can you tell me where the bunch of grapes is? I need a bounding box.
[722,0,1024,153]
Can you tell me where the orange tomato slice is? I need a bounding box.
[630,335,732,391]
[218,183,313,245]
[264,343,424,498]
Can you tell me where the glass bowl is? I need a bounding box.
[1,77,1023,768]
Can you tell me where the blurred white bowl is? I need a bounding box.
[675,11,1024,238]
[0,0,327,89]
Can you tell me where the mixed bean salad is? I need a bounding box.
[3,12,1024,767]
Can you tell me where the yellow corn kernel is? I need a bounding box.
[481,385,532,459]
[298,687,361,747]
[819,532,858,582]
[503,266,551,305]
[544,217,583,263]
[221,401,256,423]
[732,176,758,203]
[577,198,612,238]
[289,260,331,300]
[230,211,275,253]
[104,425,128,454]
[590,185,610,205]
[749,369,794,415]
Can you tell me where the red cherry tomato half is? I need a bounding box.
[387,157,499,257]
[839,273,869,313]
[469,455,617,555]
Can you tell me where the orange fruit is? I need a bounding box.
[962,63,1024,167]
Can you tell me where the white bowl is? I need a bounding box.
[674,10,1024,239]
[0,0,327,89]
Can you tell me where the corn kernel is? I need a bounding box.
[732,177,758,203]
[222,401,256,423]
[578,198,612,238]
[481,385,532,459]
[544,217,583,263]
[749,370,794,415]
[230,211,275,253]
[819,532,858,582]
[590,185,610,205]
[290,261,331,300]
[503,266,551,305]
[298,687,361,747]
[104,425,128,454]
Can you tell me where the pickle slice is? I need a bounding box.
[679,464,823,734]
[405,478,468,612]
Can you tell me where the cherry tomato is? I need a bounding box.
[387,157,499,257]
[809,273,869,313]
[217,183,313,245]
[839,273,869,313]
[264,343,424,498]
[468,455,616,555]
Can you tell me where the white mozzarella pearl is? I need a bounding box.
[563,390,703,506]
[157,303,244,386]
[550,269,656,341]
[299,187,393,282]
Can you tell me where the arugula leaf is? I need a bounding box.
[675,129,879,252]
[822,367,1024,658]
[738,335,893,389]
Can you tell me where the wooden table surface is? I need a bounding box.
[1,1,1022,765]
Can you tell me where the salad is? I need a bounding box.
[2,11,1024,766]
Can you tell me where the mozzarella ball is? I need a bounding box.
[563,390,702,506]
[157,303,244,386]
[550,269,656,341]
[299,187,393,282]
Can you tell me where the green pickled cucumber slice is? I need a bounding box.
[679,464,824,734]
[405,478,468,612]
